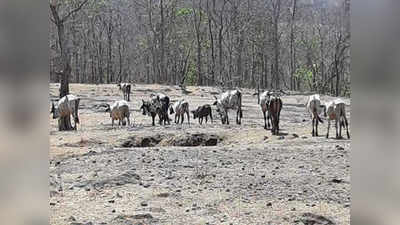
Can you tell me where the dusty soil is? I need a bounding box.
[49,83,350,225]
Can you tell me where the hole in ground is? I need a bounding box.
[121,133,222,148]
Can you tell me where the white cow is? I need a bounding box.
[306,94,326,137]
[169,99,190,124]
[260,91,272,129]
[106,100,131,127]
[325,99,350,139]
[213,89,243,125]
[51,94,81,130]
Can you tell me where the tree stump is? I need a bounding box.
[58,115,74,131]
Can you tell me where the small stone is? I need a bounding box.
[266,202,272,207]
[331,178,343,184]
[140,201,148,207]
[68,216,76,222]
[336,145,345,150]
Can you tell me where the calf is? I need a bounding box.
[213,89,243,125]
[105,100,131,127]
[117,83,131,101]
[51,94,80,130]
[169,99,190,124]
[259,90,272,129]
[306,94,326,137]
[268,95,282,135]
[191,104,213,125]
[325,100,350,139]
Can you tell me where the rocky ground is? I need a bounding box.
[49,83,350,225]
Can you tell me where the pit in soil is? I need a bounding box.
[121,133,222,148]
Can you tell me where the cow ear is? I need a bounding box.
[213,101,217,106]
[213,96,218,100]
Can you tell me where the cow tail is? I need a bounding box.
[74,98,80,124]
[313,105,323,123]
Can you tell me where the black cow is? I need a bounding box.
[191,104,213,125]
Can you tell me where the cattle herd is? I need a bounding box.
[50,83,350,139]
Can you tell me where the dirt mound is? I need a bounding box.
[121,133,222,148]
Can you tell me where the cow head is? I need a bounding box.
[169,104,175,114]
[105,103,112,117]
[105,103,111,112]
[140,99,150,115]
[215,107,227,124]
[50,101,60,119]
[191,110,197,119]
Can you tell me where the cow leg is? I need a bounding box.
[174,114,178,124]
[263,111,267,129]
[335,119,339,139]
[112,118,114,128]
[312,118,315,137]
[205,116,208,124]
[187,111,190,125]
[199,117,202,125]
[326,119,330,138]
[271,118,275,135]
[226,113,229,125]
[344,116,350,139]
[277,116,280,135]
[315,117,319,136]
[152,115,155,126]
[181,114,184,124]
[339,117,343,139]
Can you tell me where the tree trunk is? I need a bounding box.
[290,0,297,90]
[160,0,166,83]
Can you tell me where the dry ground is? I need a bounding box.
[49,83,350,225]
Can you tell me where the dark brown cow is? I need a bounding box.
[268,96,283,135]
